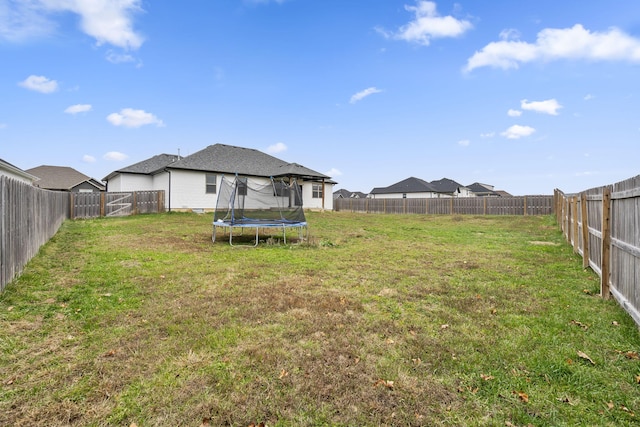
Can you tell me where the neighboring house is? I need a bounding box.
[467,182,501,197]
[26,165,105,192]
[0,158,38,184]
[369,177,475,199]
[333,189,367,199]
[103,143,336,211]
[430,178,474,197]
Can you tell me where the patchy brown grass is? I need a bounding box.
[1,212,639,426]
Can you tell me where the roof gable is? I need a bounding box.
[370,177,436,194]
[174,144,332,179]
[26,165,105,191]
[429,178,464,193]
[106,144,331,182]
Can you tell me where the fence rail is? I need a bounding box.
[1,176,165,292]
[555,174,640,326]
[334,195,554,215]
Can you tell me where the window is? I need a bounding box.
[205,174,216,194]
[236,177,248,196]
[312,183,323,199]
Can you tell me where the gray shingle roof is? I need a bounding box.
[467,182,500,196]
[104,154,181,180]
[429,178,464,193]
[108,144,331,181]
[370,177,436,194]
[26,165,105,191]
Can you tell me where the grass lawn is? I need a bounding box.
[1,211,639,426]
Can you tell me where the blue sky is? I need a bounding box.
[1,0,640,195]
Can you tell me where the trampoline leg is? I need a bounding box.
[212,225,217,243]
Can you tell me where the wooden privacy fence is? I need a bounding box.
[555,174,640,326]
[1,176,166,292]
[334,195,554,215]
[71,191,165,218]
[0,176,69,292]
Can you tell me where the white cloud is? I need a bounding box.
[1,0,144,50]
[83,154,96,163]
[521,99,562,115]
[103,151,128,161]
[465,24,640,72]
[0,1,55,42]
[584,94,594,101]
[380,1,472,46]
[499,28,520,41]
[266,142,287,154]
[325,167,342,177]
[65,104,92,114]
[507,109,522,117]
[480,132,495,138]
[501,124,536,139]
[42,0,144,49]
[106,108,164,128]
[106,50,135,63]
[458,139,470,147]
[350,87,382,104]
[19,75,58,93]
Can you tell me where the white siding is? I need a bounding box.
[108,174,154,192]
[169,170,218,210]
[300,181,334,210]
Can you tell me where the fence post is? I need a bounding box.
[572,196,579,253]
[523,196,527,216]
[100,192,105,217]
[600,185,612,299]
[450,197,454,215]
[69,192,75,220]
[580,192,590,269]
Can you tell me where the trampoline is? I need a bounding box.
[212,175,308,246]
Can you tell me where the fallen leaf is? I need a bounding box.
[624,351,640,360]
[481,374,495,381]
[104,349,117,357]
[570,320,589,330]
[278,369,288,379]
[612,321,620,326]
[386,338,395,344]
[635,375,640,384]
[607,401,615,410]
[200,418,211,427]
[490,308,497,315]
[577,351,595,365]
[7,306,14,312]
[412,358,422,365]
[440,324,450,330]
[514,391,529,403]
[566,358,573,365]
[373,379,394,389]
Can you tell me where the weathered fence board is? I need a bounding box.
[556,174,640,326]
[335,195,553,216]
[1,179,165,292]
[0,176,69,292]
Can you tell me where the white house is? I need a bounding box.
[369,177,475,199]
[0,158,38,184]
[103,144,335,211]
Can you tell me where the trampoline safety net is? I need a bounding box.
[213,175,306,225]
